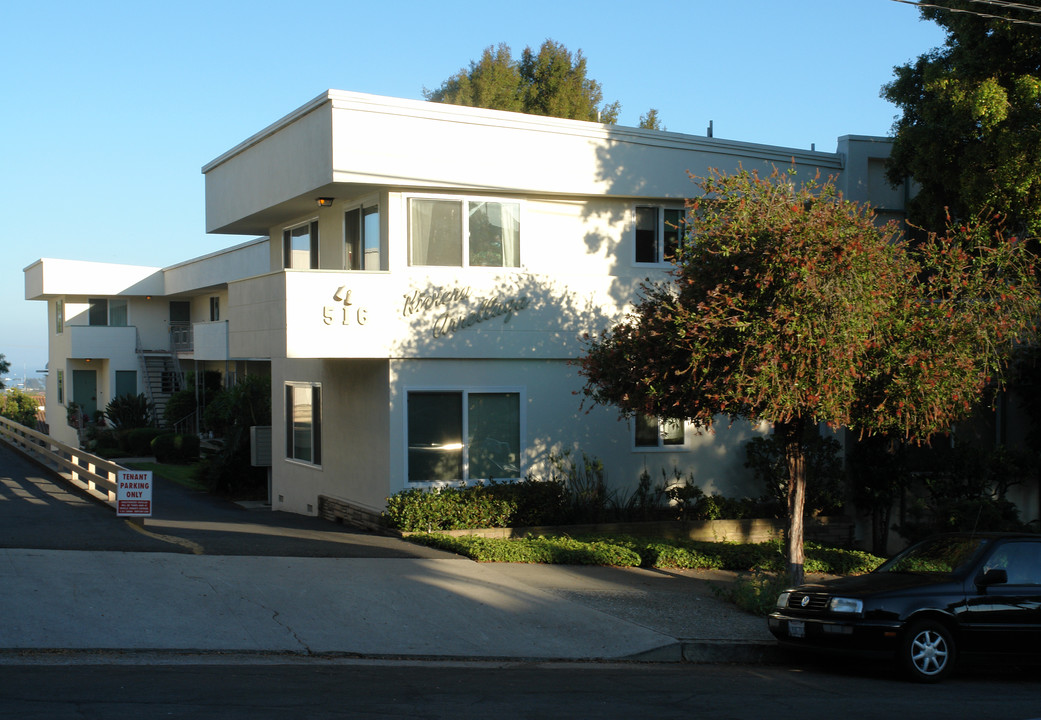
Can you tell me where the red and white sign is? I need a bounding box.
[117,470,153,517]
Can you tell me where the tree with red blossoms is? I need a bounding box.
[578,167,1039,584]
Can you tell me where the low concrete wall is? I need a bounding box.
[318,494,384,532]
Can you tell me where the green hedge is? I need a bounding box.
[151,433,201,464]
[384,480,569,531]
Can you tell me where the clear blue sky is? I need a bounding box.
[0,0,946,381]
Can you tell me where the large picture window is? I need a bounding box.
[283,220,319,269]
[407,390,521,483]
[286,383,322,465]
[409,197,520,268]
[635,206,685,264]
[634,414,685,449]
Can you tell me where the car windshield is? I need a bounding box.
[878,536,987,575]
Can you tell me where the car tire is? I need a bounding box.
[900,620,956,683]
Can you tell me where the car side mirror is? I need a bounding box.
[977,568,1008,587]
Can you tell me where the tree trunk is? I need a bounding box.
[778,419,807,586]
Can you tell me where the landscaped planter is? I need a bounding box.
[407,516,854,546]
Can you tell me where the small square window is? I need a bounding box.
[635,414,685,449]
[635,206,686,264]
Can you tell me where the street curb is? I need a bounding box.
[625,640,785,664]
[0,642,787,666]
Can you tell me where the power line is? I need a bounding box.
[891,0,1041,27]
[966,1,1041,14]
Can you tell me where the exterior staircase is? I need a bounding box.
[139,352,183,427]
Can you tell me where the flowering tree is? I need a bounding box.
[579,167,1039,583]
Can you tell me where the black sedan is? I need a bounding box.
[768,533,1041,682]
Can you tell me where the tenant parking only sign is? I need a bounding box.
[116,470,153,517]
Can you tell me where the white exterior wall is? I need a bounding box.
[273,357,391,516]
[386,359,768,499]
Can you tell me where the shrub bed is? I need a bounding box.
[151,433,201,464]
[407,533,883,575]
[384,480,570,531]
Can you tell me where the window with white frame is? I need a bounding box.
[345,203,381,270]
[55,299,64,334]
[409,197,520,268]
[634,414,685,449]
[282,220,319,269]
[210,297,220,321]
[407,390,521,482]
[285,382,322,465]
[635,206,686,264]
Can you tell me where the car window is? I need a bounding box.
[880,536,986,574]
[983,542,1041,585]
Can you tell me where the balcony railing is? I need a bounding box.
[170,321,193,352]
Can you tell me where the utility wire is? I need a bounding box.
[891,0,1041,27]
[966,1,1041,14]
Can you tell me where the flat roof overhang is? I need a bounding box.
[202,90,844,237]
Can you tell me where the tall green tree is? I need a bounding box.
[425,40,620,123]
[579,168,1039,584]
[0,353,9,390]
[883,0,1041,238]
[639,109,664,130]
[0,388,39,428]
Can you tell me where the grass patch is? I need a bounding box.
[124,461,206,491]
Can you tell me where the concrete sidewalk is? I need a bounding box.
[0,549,778,664]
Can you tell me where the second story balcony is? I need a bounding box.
[66,324,137,360]
[226,268,644,362]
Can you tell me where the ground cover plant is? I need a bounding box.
[125,461,206,491]
[405,533,882,576]
[404,532,883,616]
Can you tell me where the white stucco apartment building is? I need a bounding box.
[25,90,912,524]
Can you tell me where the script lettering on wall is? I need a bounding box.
[323,286,369,326]
[401,285,531,338]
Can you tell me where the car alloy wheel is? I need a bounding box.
[901,620,956,683]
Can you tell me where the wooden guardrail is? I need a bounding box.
[0,415,124,508]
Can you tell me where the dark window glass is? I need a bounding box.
[88,298,108,326]
[408,392,463,481]
[635,207,658,263]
